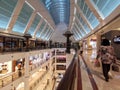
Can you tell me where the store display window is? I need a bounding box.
[56,56,66,63]
[113,36,120,44]
[90,39,97,49]
[56,65,66,70]
[15,58,25,71]
[56,49,66,55]
[0,61,12,75]
[29,54,43,65]
[0,37,3,52]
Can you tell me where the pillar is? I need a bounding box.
[63,30,73,53]
[24,53,30,90]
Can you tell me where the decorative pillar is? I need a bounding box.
[63,30,73,53]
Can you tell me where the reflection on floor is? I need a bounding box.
[20,49,120,90]
[82,49,120,90]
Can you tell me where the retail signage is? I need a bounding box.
[113,36,120,44]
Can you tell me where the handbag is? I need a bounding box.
[94,59,100,67]
[112,64,119,72]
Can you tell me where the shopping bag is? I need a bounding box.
[94,60,100,67]
[112,64,119,72]
[108,71,113,79]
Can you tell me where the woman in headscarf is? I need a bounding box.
[96,39,116,82]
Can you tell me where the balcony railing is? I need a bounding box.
[57,54,80,90]
[0,71,24,88]
[0,59,49,88]
[29,70,48,90]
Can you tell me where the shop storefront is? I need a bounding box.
[0,61,12,75]
[90,39,97,49]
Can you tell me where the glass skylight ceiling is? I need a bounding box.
[44,28,50,39]
[13,2,33,33]
[0,0,120,41]
[36,21,46,37]
[77,0,99,29]
[27,14,41,35]
[92,0,120,18]
[46,30,52,40]
[41,0,70,25]
[71,30,79,40]
[40,25,49,39]
[76,12,91,33]
[0,0,18,29]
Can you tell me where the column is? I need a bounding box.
[24,53,30,90]
[63,30,73,53]
[49,50,53,90]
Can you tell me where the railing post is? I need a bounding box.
[2,80,4,87]
[24,53,30,90]
[12,74,14,81]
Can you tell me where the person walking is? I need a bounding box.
[96,39,116,82]
[80,45,83,55]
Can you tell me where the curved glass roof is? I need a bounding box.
[41,0,70,25]
[0,0,120,41]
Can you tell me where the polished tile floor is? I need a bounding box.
[17,49,120,90]
[82,49,120,90]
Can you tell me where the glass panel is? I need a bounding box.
[0,0,18,29]
[42,27,50,39]
[73,27,81,39]
[92,0,120,17]
[27,14,41,35]
[40,0,70,25]
[71,30,77,40]
[47,31,52,40]
[73,28,80,38]
[77,0,99,28]
[13,2,33,33]
[44,28,50,39]
[72,30,79,40]
[36,21,46,37]
[74,22,85,36]
[74,25,82,38]
[41,25,48,39]
[76,13,91,33]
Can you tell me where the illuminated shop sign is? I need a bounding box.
[113,36,120,44]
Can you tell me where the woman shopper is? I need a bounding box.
[96,39,116,82]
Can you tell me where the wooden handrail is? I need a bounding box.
[57,54,78,90]
[77,56,82,90]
